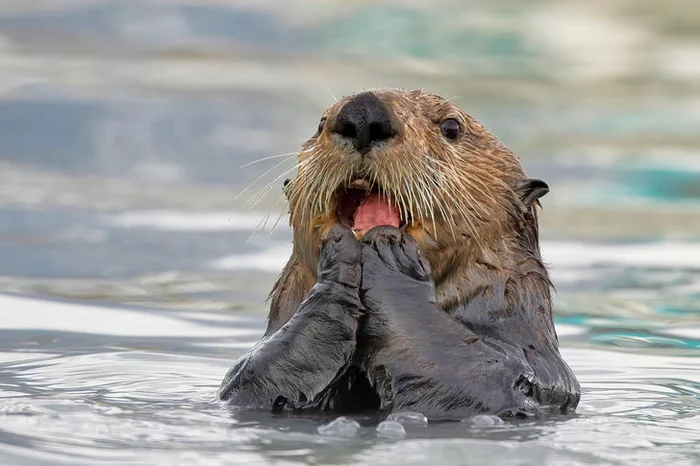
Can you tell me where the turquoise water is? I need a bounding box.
[0,1,699,464]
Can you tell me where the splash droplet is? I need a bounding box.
[317,416,361,438]
[386,411,428,426]
[376,420,406,438]
[462,415,503,426]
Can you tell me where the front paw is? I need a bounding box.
[357,227,440,380]
[361,226,431,284]
[317,224,362,288]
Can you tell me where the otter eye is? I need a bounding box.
[317,117,327,134]
[440,118,461,140]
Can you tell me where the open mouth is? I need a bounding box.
[335,179,405,236]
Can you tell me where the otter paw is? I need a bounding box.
[361,226,431,282]
[318,224,362,288]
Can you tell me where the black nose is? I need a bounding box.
[333,92,395,153]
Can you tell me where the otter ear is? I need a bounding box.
[516,179,549,207]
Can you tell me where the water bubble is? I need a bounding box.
[386,411,428,426]
[317,416,361,438]
[462,415,504,426]
[376,420,406,438]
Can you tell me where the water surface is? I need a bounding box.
[1,1,699,465]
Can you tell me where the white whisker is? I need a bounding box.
[236,156,298,200]
[240,152,297,168]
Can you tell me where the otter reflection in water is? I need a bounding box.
[218,89,580,420]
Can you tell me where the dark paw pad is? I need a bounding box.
[318,224,362,287]
[321,224,361,263]
[362,225,403,245]
[323,223,355,244]
[361,226,430,282]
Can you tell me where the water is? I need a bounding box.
[1,1,699,464]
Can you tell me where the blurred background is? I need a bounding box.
[0,1,699,464]
[2,0,700,319]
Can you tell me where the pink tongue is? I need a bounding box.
[352,193,400,233]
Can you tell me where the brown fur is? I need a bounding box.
[266,88,554,345]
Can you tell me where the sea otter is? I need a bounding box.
[218,88,580,420]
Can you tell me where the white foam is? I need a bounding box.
[104,210,283,232]
[209,240,700,274]
[541,241,700,270]
[660,327,700,340]
[553,324,586,338]
[210,243,292,272]
[0,294,258,338]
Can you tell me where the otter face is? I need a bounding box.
[285,88,539,279]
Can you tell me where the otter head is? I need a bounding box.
[268,88,552,334]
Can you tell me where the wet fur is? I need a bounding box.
[218,88,581,419]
